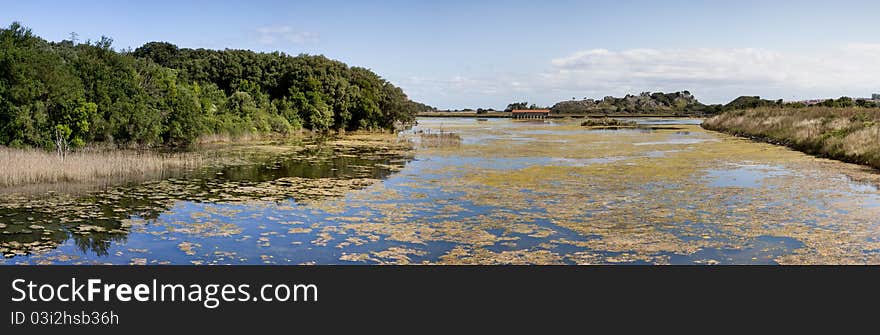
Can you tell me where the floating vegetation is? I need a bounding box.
[437,246,565,265]
[4,118,880,265]
[580,118,639,128]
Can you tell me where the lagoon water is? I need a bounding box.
[3,117,880,264]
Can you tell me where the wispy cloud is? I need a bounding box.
[256,26,319,45]
[399,73,536,108]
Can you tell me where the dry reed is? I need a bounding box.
[580,118,639,127]
[0,147,204,188]
[416,130,462,148]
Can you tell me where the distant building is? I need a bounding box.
[511,109,550,119]
[872,93,880,101]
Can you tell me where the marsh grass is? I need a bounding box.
[0,147,204,188]
[197,133,264,144]
[703,107,880,169]
[580,118,639,128]
[416,130,462,148]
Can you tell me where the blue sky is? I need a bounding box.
[4,0,880,108]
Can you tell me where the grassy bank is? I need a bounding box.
[702,107,880,169]
[0,147,204,188]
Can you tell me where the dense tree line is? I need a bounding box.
[0,23,432,150]
[548,93,880,116]
[504,102,546,111]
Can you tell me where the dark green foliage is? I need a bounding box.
[721,96,878,111]
[854,99,879,108]
[549,92,880,116]
[0,22,425,149]
[130,41,179,68]
[722,96,781,110]
[0,23,88,149]
[505,102,530,111]
[817,96,860,108]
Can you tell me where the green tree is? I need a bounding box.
[163,82,205,146]
[2,22,426,149]
[505,102,529,112]
[304,91,333,131]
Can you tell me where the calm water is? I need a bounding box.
[3,117,880,264]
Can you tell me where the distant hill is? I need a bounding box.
[550,91,717,116]
[722,96,782,110]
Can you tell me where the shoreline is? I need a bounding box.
[416,112,705,118]
[702,128,880,172]
[0,131,408,192]
[702,107,880,171]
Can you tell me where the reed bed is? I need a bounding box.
[416,130,462,148]
[580,118,639,127]
[0,147,204,188]
[702,107,880,169]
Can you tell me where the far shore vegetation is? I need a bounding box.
[703,107,880,170]
[422,94,880,119]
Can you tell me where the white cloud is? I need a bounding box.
[551,48,785,83]
[544,45,880,102]
[256,26,319,45]
[398,44,880,108]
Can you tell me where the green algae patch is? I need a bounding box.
[394,118,880,264]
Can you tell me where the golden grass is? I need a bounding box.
[703,107,880,169]
[0,147,204,188]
